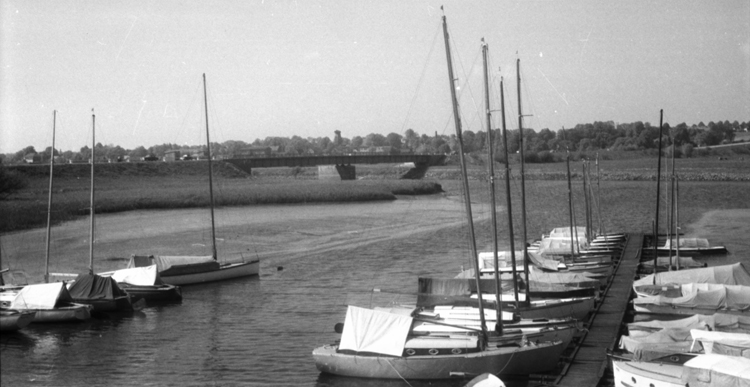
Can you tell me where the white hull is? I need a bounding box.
[160,260,259,286]
[612,360,685,387]
[314,340,565,379]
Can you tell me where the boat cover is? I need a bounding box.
[417,277,515,307]
[528,267,599,286]
[68,274,128,300]
[690,330,750,358]
[663,238,711,249]
[634,263,750,289]
[538,237,589,256]
[619,327,703,361]
[632,284,750,311]
[129,255,219,275]
[9,282,73,309]
[339,305,412,357]
[628,314,750,333]
[109,265,160,286]
[682,354,750,387]
[548,227,587,238]
[478,251,560,272]
[640,257,705,269]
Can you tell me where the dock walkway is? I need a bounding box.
[554,233,643,387]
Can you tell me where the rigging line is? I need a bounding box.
[173,78,204,147]
[399,22,441,134]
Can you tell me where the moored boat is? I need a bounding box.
[100,264,182,303]
[2,282,91,323]
[0,309,36,331]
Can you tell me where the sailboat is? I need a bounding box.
[312,17,566,380]
[457,59,597,322]
[127,74,259,286]
[0,110,93,322]
[66,110,135,313]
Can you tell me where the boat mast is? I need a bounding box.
[45,110,56,283]
[481,39,503,333]
[582,161,591,244]
[565,150,575,256]
[89,110,95,275]
[442,14,488,340]
[653,110,664,273]
[203,73,218,261]
[499,78,519,310]
[669,127,677,270]
[675,176,680,270]
[515,59,530,305]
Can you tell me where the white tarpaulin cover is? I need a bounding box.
[690,330,750,357]
[129,255,215,272]
[548,227,587,238]
[477,251,561,272]
[633,283,750,311]
[634,263,750,289]
[110,265,158,286]
[538,237,589,256]
[663,238,711,249]
[339,306,413,357]
[682,354,750,387]
[619,327,702,361]
[627,313,750,333]
[10,282,69,309]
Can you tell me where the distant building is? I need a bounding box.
[24,153,41,164]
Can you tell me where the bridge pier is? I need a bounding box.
[318,164,356,180]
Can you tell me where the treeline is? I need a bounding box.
[2,119,747,165]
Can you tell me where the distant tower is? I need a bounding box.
[334,130,342,146]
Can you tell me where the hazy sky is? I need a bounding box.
[1,0,748,154]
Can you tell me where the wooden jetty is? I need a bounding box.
[550,233,643,387]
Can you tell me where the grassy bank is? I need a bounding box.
[3,156,749,234]
[0,162,443,233]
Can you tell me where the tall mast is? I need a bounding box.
[89,110,95,274]
[442,14,488,340]
[500,77,519,310]
[515,59,530,304]
[582,161,591,243]
[482,39,503,333]
[565,150,575,256]
[45,110,56,283]
[653,110,664,273]
[203,74,218,261]
[670,127,677,270]
[675,176,681,270]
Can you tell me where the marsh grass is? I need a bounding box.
[2,157,749,234]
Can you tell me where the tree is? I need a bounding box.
[351,136,364,149]
[130,146,148,159]
[363,133,387,148]
[404,128,419,151]
[385,132,403,149]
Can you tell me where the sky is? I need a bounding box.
[1,0,748,154]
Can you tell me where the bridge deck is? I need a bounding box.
[554,233,643,387]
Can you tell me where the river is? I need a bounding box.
[1,197,748,387]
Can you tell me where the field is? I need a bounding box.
[2,156,749,236]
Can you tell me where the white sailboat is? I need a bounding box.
[313,16,566,380]
[128,74,259,285]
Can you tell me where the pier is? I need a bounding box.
[552,233,643,387]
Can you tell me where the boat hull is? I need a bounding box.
[72,295,133,313]
[313,340,565,379]
[514,297,595,321]
[120,284,182,302]
[160,260,259,286]
[31,304,91,323]
[612,359,685,387]
[0,310,36,331]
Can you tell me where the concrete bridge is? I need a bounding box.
[223,153,446,180]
